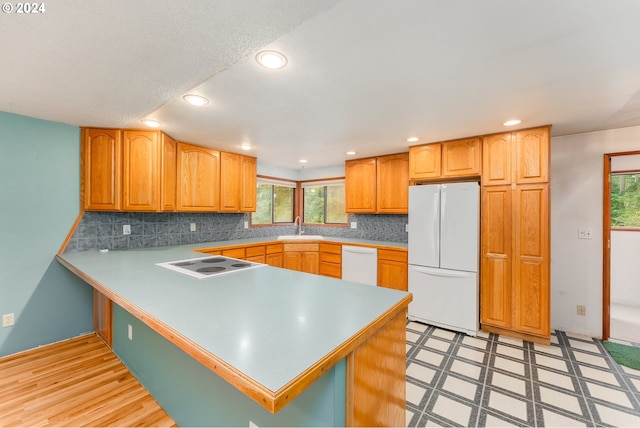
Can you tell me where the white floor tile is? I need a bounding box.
[406,408,415,426]
[407,331,421,343]
[450,359,482,381]
[487,389,528,421]
[497,335,524,347]
[456,346,486,363]
[491,371,527,396]
[477,330,491,339]
[461,335,489,350]
[578,365,620,387]
[407,362,436,384]
[432,328,456,341]
[539,386,582,415]
[484,413,519,427]
[432,394,472,426]
[586,382,633,408]
[595,403,640,427]
[536,367,576,391]
[622,364,640,377]
[541,408,588,427]
[406,382,427,406]
[425,337,451,353]
[407,321,427,332]
[535,354,569,372]
[630,377,640,391]
[494,355,525,377]
[568,339,600,354]
[442,375,478,401]
[533,342,564,357]
[573,350,609,369]
[407,344,413,354]
[496,343,525,360]
[416,349,444,367]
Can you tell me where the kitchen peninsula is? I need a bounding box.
[56,242,411,427]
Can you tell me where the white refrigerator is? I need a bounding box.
[408,182,480,336]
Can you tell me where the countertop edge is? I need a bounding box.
[55,253,412,414]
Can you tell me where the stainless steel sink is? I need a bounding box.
[277,235,324,240]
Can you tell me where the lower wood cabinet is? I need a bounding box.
[319,243,342,278]
[265,243,284,267]
[94,290,112,348]
[283,243,320,274]
[377,249,408,291]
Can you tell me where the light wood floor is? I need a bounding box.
[0,333,177,427]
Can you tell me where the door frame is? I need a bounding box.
[602,150,640,340]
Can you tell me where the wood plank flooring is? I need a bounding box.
[0,333,177,427]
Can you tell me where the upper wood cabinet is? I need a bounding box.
[409,138,480,181]
[220,152,257,212]
[482,126,549,186]
[81,128,122,211]
[376,153,409,213]
[176,142,220,212]
[345,157,377,213]
[346,153,409,214]
[122,130,160,211]
[161,133,178,211]
[409,144,441,179]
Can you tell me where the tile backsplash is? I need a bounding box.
[64,212,408,253]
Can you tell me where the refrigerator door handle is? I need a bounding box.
[409,265,472,278]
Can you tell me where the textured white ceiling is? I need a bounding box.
[2,0,640,171]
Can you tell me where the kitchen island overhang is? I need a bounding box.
[56,244,411,425]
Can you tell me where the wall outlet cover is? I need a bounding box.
[2,313,15,327]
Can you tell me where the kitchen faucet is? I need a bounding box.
[294,216,304,236]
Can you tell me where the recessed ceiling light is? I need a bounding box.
[346,151,357,155]
[503,119,522,127]
[142,119,161,128]
[406,137,420,143]
[299,159,308,164]
[183,94,209,106]
[240,144,252,151]
[256,50,288,70]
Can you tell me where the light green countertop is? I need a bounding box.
[57,242,410,401]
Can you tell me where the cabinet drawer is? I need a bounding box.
[245,245,265,257]
[222,248,245,259]
[320,252,342,264]
[319,262,341,278]
[378,249,407,262]
[266,243,284,254]
[246,255,266,263]
[319,243,341,254]
[284,243,319,252]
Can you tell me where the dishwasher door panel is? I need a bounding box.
[341,246,378,286]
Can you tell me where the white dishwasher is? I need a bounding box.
[341,246,378,286]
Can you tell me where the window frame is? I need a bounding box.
[300,178,348,226]
[251,177,297,226]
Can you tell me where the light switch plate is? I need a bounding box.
[350,222,357,229]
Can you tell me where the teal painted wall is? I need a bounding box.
[0,111,93,357]
[113,304,347,427]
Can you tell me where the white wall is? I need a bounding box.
[551,125,640,338]
[610,231,640,306]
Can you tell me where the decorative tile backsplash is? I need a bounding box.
[64,212,408,253]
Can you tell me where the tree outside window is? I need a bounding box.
[252,183,294,224]
[303,183,347,225]
[611,173,640,228]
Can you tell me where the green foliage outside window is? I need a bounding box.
[252,184,294,224]
[303,185,347,225]
[611,173,640,228]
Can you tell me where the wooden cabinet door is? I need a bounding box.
[241,155,257,212]
[81,128,121,211]
[283,251,303,271]
[122,130,160,211]
[482,133,512,186]
[515,127,549,184]
[266,252,283,268]
[176,142,220,211]
[442,138,481,177]
[480,186,513,329]
[512,184,550,337]
[220,152,241,212]
[345,158,377,213]
[377,249,408,291]
[376,153,409,214]
[409,144,441,179]
[161,133,177,211]
[302,252,320,274]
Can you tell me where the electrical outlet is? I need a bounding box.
[190,223,197,232]
[350,222,357,229]
[577,305,586,316]
[585,229,593,239]
[405,224,409,233]
[2,313,15,327]
[123,224,131,235]
[128,324,133,340]
[244,221,249,229]
[578,227,586,239]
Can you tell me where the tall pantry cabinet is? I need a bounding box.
[480,126,550,344]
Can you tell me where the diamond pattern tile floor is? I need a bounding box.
[405,321,640,427]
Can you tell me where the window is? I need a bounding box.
[611,173,640,228]
[252,179,295,225]
[302,180,347,225]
